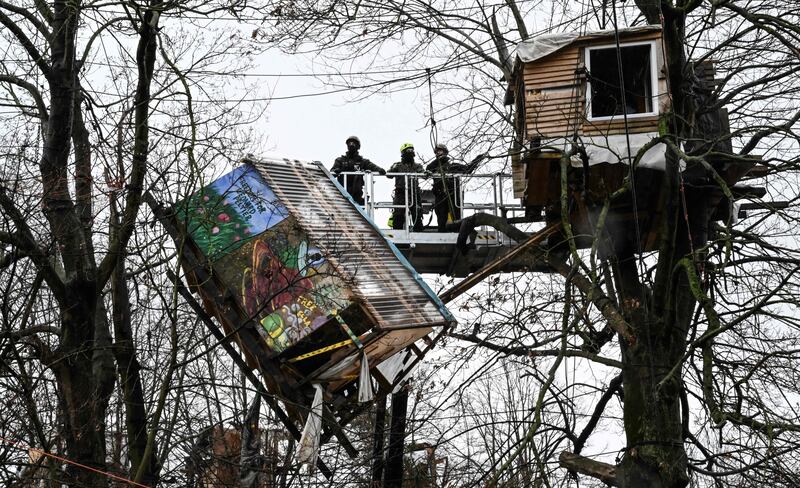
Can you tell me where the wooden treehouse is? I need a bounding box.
[504,26,766,254]
[148,158,453,476]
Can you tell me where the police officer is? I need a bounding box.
[388,143,424,231]
[426,143,473,231]
[331,136,386,205]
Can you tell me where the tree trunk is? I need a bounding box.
[53,284,110,488]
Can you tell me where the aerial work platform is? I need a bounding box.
[337,170,536,276]
[383,229,548,276]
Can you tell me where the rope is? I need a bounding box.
[426,67,459,226]
[610,1,645,263]
[655,14,698,271]
[0,435,152,487]
[610,0,660,415]
[426,67,438,148]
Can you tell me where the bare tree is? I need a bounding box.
[0,1,269,486]
[2,1,799,487]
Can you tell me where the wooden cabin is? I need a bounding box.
[505,26,763,253]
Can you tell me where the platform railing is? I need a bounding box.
[334,171,524,239]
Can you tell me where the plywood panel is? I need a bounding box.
[524,152,562,206]
[524,84,585,139]
[576,29,662,45]
[583,116,660,136]
[523,46,581,90]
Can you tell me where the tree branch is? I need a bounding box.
[450,332,623,368]
[0,74,49,124]
[98,4,161,285]
[0,9,51,77]
[559,451,619,486]
[0,1,51,38]
[548,256,636,345]
[0,187,66,303]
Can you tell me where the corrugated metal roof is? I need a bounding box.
[248,157,453,331]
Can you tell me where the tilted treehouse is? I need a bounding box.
[504,26,765,253]
[149,158,453,475]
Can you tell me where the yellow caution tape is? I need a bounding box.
[287,339,353,363]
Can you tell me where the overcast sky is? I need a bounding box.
[254,49,440,170]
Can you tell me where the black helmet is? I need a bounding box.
[346,135,361,149]
[434,143,448,154]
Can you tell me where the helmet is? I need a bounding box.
[346,135,361,148]
[434,143,448,154]
[400,142,414,152]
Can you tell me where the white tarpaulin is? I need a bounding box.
[296,384,324,468]
[357,351,374,403]
[515,25,662,63]
[516,32,578,63]
[546,132,668,169]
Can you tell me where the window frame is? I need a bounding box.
[585,40,659,122]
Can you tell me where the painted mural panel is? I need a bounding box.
[177,165,289,262]
[178,165,351,354]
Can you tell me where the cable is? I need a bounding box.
[0,435,151,487]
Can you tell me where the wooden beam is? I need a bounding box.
[439,221,560,304]
[559,451,619,486]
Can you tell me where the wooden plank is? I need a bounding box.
[525,90,585,102]
[524,66,584,80]
[525,58,584,74]
[439,222,562,303]
[523,46,580,64]
[526,104,584,116]
[527,123,578,134]
[527,128,576,139]
[527,79,583,90]
[527,109,586,123]
[583,117,659,136]
[524,73,583,86]
[528,98,586,108]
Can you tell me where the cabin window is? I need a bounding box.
[586,41,657,120]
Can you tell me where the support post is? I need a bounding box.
[385,385,409,488]
[371,394,388,487]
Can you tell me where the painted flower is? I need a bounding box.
[217,213,231,222]
[211,226,220,234]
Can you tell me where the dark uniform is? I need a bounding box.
[388,143,424,231]
[426,144,474,231]
[331,136,385,205]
